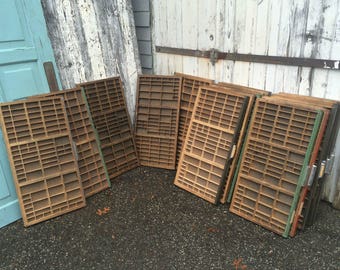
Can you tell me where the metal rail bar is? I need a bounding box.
[155,46,340,70]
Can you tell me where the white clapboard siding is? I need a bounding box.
[151,0,340,204]
[42,0,141,120]
[152,0,340,97]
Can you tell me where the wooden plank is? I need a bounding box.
[134,12,150,27]
[182,1,198,75]
[298,0,322,96]
[136,28,151,41]
[138,41,152,55]
[131,0,149,12]
[42,0,86,85]
[249,0,270,90]
[197,0,216,79]
[42,0,140,121]
[311,0,339,98]
[77,0,106,78]
[153,0,168,75]
[213,0,226,83]
[174,0,184,72]
[264,0,282,92]
[140,55,153,69]
[232,0,256,86]
[116,0,142,121]
[43,62,59,92]
[151,0,340,100]
[284,0,310,94]
[221,0,236,83]
[166,1,178,74]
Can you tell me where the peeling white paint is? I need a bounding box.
[42,0,141,121]
[77,0,106,79]
[46,0,86,85]
[152,0,340,98]
[117,0,141,121]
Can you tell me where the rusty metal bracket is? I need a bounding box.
[155,46,340,70]
[209,49,218,66]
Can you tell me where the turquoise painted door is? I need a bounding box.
[0,0,61,227]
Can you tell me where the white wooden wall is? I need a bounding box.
[151,0,340,204]
[152,0,340,100]
[42,0,141,120]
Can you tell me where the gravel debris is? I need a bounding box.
[1,167,339,270]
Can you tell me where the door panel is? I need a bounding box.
[0,0,60,228]
[0,62,47,100]
[0,0,25,42]
[0,0,32,48]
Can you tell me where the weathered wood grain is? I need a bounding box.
[41,0,141,121]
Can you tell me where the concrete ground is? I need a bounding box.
[1,167,339,270]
